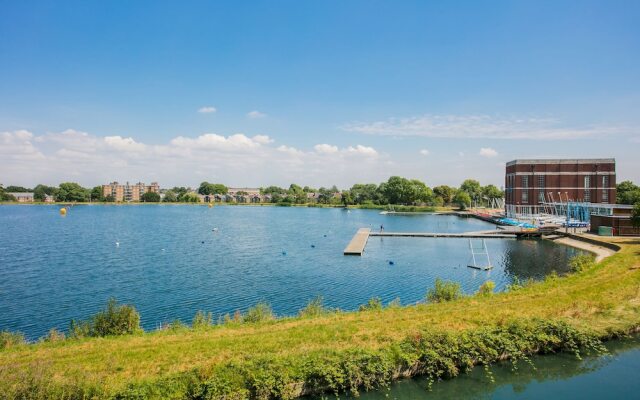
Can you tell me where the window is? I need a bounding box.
[602,176,609,203]
[537,175,545,188]
[584,189,591,202]
[522,176,529,188]
[538,191,545,203]
[584,176,590,188]
[522,190,528,203]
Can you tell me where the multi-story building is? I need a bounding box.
[505,158,616,216]
[102,181,160,202]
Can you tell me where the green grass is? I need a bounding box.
[1,237,639,399]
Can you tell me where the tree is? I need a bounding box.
[0,185,16,202]
[33,184,57,202]
[632,203,640,231]
[350,183,379,204]
[433,185,456,204]
[56,182,89,202]
[197,182,228,195]
[459,179,482,200]
[162,190,177,202]
[4,186,30,192]
[90,186,104,202]
[453,191,471,210]
[141,192,161,202]
[482,184,504,206]
[178,192,201,203]
[617,181,640,205]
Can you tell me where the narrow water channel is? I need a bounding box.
[317,337,640,399]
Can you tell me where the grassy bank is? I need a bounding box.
[0,237,639,399]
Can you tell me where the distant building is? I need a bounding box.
[505,158,616,217]
[102,181,160,202]
[7,192,34,202]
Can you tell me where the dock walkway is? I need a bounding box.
[344,228,371,255]
[369,232,516,239]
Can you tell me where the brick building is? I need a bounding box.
[505,158,616,216]
[102,181,160,202]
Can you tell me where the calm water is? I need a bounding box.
[0,205,582,339]
[330,338,640,400]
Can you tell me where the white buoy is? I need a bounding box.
[115,241,120,247]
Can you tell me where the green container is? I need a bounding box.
[598,226,613,236]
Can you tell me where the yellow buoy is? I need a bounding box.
[208,203,213,208]
[59,207,67,215]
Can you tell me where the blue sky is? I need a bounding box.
[1,0,639,188]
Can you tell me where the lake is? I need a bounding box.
[0,205,583,339]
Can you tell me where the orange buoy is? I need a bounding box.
[59,207,67,215]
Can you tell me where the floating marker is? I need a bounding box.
[201,241,205,244]
[59,208,67,215]
[115,241,120,247]
[311,244,315,248]
[282,251,287,255]
[388,261,395,265]
[323,234,327,237]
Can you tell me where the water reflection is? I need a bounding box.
[316,338,640,399]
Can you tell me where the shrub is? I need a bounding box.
[0,330,25,349]
[359,297,383,311]
[91,298,141,337]
[43,328,65,343]
[69,298,141,338]
[478,280,496,296]
[299,296,326,318]
[387,297,402,309]
[426,278,462,303]
[569,254,596,273]
[192,310,213,329]
[244,302,275,323]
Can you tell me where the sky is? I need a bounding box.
[1,0,639,189]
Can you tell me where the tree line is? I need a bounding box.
[0,177,505,207]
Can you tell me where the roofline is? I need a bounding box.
[506,158,616,167]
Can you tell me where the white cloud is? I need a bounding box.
[276,145,303,155]
[198,106,217,114]
[314,144,339,154]
[0,130,45,161]
[169,133,263,152]
[247,110,266,119]
[342,114,629,140]
[0,129,388,188]
[104,136,146,152]
[479,147,498,157]
[252,134,274,144]
[419,149,430,156]
[345,145,378,157]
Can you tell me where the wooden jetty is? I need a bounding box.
[344,227,543,256]
[369,232,516,239]
[344,228,371,255]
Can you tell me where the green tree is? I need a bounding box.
[349,183,379,204]
[141,192,161,202]
[33,184,57,202]
[288,184,306,203]
[197,182,228,195]
[4,185,30,192]
[179,192,201,203]
[482,184,504,206]
[453,191,472,210]
[56,182,89,202]
[459,179,482,201]
[617,181,640,205]
[162,190,178,202]
[433,185,456,204]
[632,203,640,231]
[90,186,104,202]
